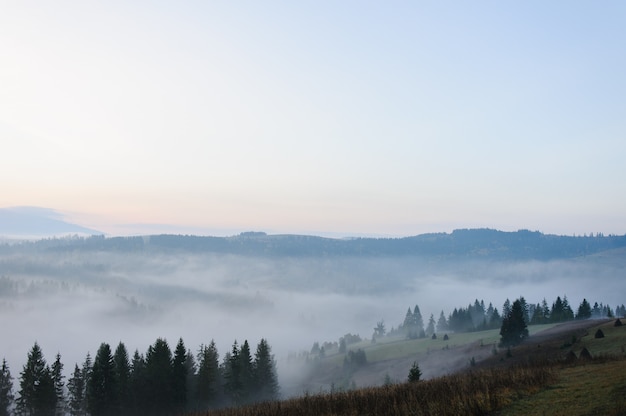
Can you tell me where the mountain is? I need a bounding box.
[5,226,626,261]
[0,206,101,238]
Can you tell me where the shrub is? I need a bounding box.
[408,361,422,383]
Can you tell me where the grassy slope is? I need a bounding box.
[496,319,626,416]
[196,320,625,415]
[300,324,559,391]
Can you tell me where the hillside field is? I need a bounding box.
[200,319,626,415]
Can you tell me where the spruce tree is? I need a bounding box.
[239,340,254,404]
[576,299,592,320]
[0,358,13,416]
[252,339,278,402]
[407,361,421,383]
[172,338,188,413]
[129,350,147,414]
[145,338,173,416]
[551,296,565,322]
[17,342,56,416]
[425,314,436,336]
[67,364,85,416]
[436,311,448,332]
[184,349,197,412]
[499,299,529,347]
[79,353,92,416]
[223,341,242,405]
[113,342,131,415]
[51,353,65,416]
[413,305,425,338]
[196,341,220,410]
[88,343,117,416]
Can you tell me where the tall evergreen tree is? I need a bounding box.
[530,303,544,324]
[223,341,242,405]
[196,341,220,410]
[113,342,131,415]
[551,296,565,322]
[145,338,173,416]
[436,311,448,332]
[413,305,425,338]
[425,314,436,336]
[51,353,65,416]
[184,348,197,412]
[0,358,13,416]
[562,296,575,321]
[518,296,529,324]
[17,342,56,416]
[172,338,188,413]
[403,307,417,339]
[502,299,512,318]
[239,340,254,404]
[88,343,118,416]
[129,350,147,415]
[500,299,529,347]
[541,298,551,322]
[67,364,85,416]
[80,353,92,416]
[576,299,592,320]
[470,299,486,328]
[252,339,278,403]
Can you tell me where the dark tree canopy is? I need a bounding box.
[408,361,421,383]
[0,359,13,416]
[500,299,529,347]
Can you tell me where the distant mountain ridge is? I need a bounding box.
[0,206,101,238]
[4,227,626,261]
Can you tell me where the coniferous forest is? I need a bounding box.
[0,337,278,416]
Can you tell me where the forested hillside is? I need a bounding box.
[3,229,625,259]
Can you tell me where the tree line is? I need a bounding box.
[0,337,278,416]
[394,296,625,339]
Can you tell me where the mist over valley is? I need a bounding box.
[1,229,625,398]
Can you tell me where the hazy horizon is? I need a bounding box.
[2,2,625,238]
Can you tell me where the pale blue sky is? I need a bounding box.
[1,1,625,236]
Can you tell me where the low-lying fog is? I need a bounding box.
[1,248,624,395]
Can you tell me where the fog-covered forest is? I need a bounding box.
[1,229,625,410]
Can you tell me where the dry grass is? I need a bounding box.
[189,362,556,416]
[186,320,626,416]
[495,319,626,416]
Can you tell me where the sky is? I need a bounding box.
[1,1,625,237]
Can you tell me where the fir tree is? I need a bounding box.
[436,310,448,332]
[80,353,92,416]
[113,342,131,415]
[172,338,188,413]
[252,339,278,402]
[413,305,425,338]
[551,296,565,322]
[51,353,65,416]
[0,359,13,416]
[17,342,56,416]
[576,299,592,320]
[500,299,529,347]
[129,350,147,414]
[407,361,421,383]
[88,343,117,416]
[223,341,242,405]
[67,364,85,416]
[184,349,197,412]
[145,338,173,416]
[239,340,254,404]
[425,314,436,336]
[196,341,220,410]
